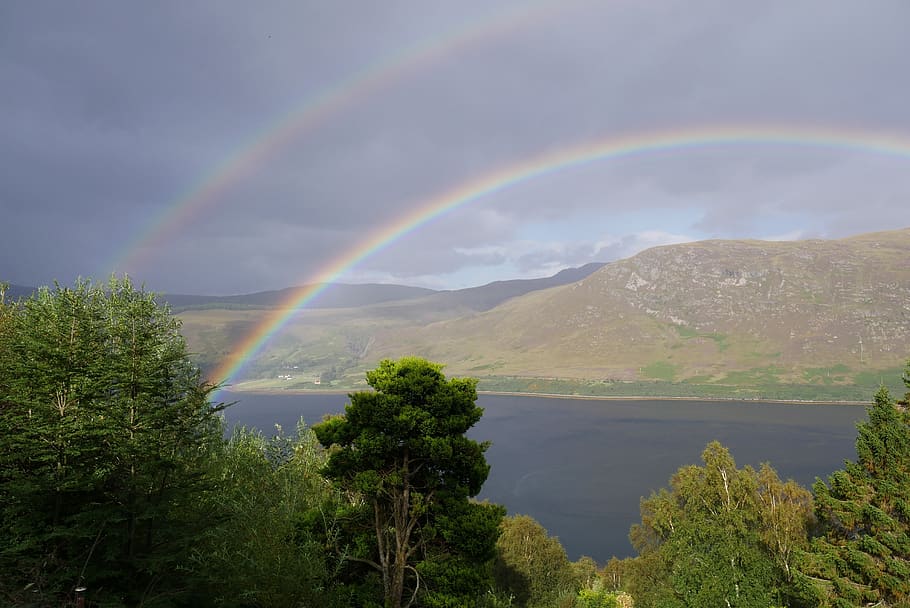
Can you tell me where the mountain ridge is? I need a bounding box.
[368,228,909,388]
[17,230,900,400]
[2,262,607,314]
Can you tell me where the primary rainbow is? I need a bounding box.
[209,123,910,395]
[105,0,565,276]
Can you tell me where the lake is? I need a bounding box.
[220,391,865,562]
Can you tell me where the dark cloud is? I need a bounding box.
[2,1,908,293]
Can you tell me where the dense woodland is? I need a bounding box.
[1,279,909,607]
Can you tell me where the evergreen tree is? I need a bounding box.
[0,278,223,606]
[802,366,910,606]
[313,357,503,608]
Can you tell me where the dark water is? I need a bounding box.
[221,391,865,562]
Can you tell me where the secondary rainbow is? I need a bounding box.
[210,124,910,396]
[104,0,565,277]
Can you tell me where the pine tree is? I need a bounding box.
[803,367,910,606]
[313,357,503,608]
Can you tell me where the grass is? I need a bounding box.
[717,366,783,386]
[221,357,907,403]
[232,367,907,403]
[475,374,896,402]
[674,326,730,352]
[803,364,852,385]
[853,366,906,389]
[642,361,677,382]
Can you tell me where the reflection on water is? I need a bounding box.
[221,391,864,561]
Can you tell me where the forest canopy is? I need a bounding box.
[2,280,908,607]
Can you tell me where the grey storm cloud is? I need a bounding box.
[2,0,909,294]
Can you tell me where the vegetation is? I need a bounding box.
[188,422,347,608]
[621,360,910,607]
[5,279,910,607]
[491,514,582,607]
[0,278,224,606]
[312,357,503,608]
[798,382,910,606]
[627,442,816,607]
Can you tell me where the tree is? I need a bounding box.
[628,441,815,607]
[188,420,349,608]
[601,556,634,593]
[801,366,910,606]
[755,462,815,591]
[0,278,224,606]
[492,514,579,608]
[312,357,502,608]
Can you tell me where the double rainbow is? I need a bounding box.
[208,124,910,394]
[106,0,565,275]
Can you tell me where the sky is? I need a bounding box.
[2,0,909,295]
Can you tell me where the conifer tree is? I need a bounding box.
[803,365,910,606]
[313,357,502,608]
[0,278,223,606]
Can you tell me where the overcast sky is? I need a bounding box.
[3,1,909,295]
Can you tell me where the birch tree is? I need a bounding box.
[629,441,815,607]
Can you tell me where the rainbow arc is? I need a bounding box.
[208,124,910,396]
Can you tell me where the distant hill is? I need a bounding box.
[161,283,437,311]
[178,230,909,399]
[317,262,609,324]
[419,262,606,312]
[371,228,909,391]
[164,263,605,314]
[176,263,607,383]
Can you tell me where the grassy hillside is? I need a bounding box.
[178,229,910,400]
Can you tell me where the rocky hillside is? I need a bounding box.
[369,229,910,386]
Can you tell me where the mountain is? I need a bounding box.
[178,229,909,399]
[176,263,608,380]
[420,262,606,312]
[164,263,605,314]
[161,283,437,311]
[368,228,909,391]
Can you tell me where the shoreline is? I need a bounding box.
[219,386,868,406]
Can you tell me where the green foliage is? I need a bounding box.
[800,363,910,606]
[628,442,816,607]
[313,357,502,608]
[601,556,634,593]
[476,374,892,402]
[493,514,579,608]
[572,555,600,592]
[188,420,349,608]
[0,278,224,606]
[575,588,619,608]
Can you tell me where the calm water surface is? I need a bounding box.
[221,391,864,561]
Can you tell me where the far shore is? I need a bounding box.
[218,385,868,406]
